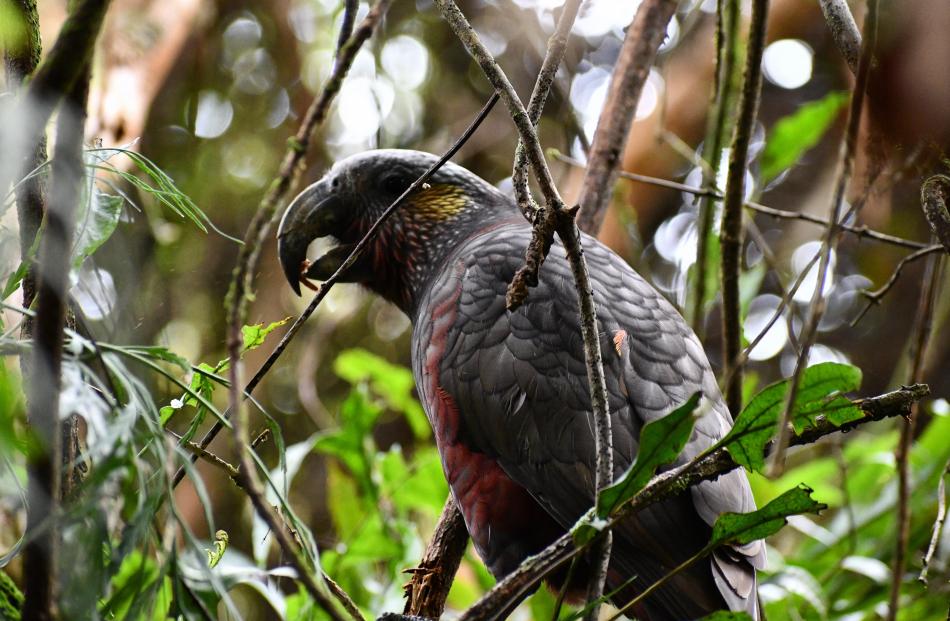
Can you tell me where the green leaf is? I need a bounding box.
[722,362,862,472]
[710,484,826,547]
[88,146,242,243]
[378,446,448,516]
[71,187,122,268]
[241,318,290,353]
[760,92,849,183]
[334,348,429,438]
[1,261,29,301]
[597,393,701,517]
[313,388,381,488]
[125,345,191,372]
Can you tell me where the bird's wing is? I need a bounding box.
[416,223,764,618]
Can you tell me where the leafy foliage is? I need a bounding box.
[759,92,849,183]
[721,362,863,472]
[710,485,826,547]
[596,392,701,517]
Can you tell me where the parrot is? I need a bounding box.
[276,149,765,620]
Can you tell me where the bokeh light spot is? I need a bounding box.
[763,39,814,90]
[194,90,233,139]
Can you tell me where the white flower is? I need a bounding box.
[170,398,184,410]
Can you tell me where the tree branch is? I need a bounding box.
[402,498,469,618]
[553,152,930,251]
[818,0,861,74]
[851,244,945,326]
[511,0,582,219]
[768,0,879,478]
[719,0,770,415]
[692,0,740,334]
[574,0,679,234]
[456,384,930,621]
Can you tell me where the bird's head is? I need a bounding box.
[277,149,517,312]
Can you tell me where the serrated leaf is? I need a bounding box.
[710,484,826,547]
[597,393,701,517]
[760,92,848,183]
[722,362,862,472]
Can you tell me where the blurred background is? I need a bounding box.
[1,0,949,619]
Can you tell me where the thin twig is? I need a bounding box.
[335,0,360,59]
[574,0,679,234]
[851,244,945,326]
[889,243,944,620]
[553,152,929,250]
[719,0,769,415]
[919,461,949,585]
[173,0,392,488]
[768,0,879,478]
[511,0,582,218]
[165,430,239,477]
[818,0,861,74]
[456,384,930,621]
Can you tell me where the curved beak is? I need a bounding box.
[276,180,347,296]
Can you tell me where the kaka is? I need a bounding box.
[277,150,765,620]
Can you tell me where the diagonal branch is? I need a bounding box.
[402,498,469,618]
[511,0,582,218]
[574,0,679,234]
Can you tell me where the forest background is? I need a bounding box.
[0,0,949,619]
